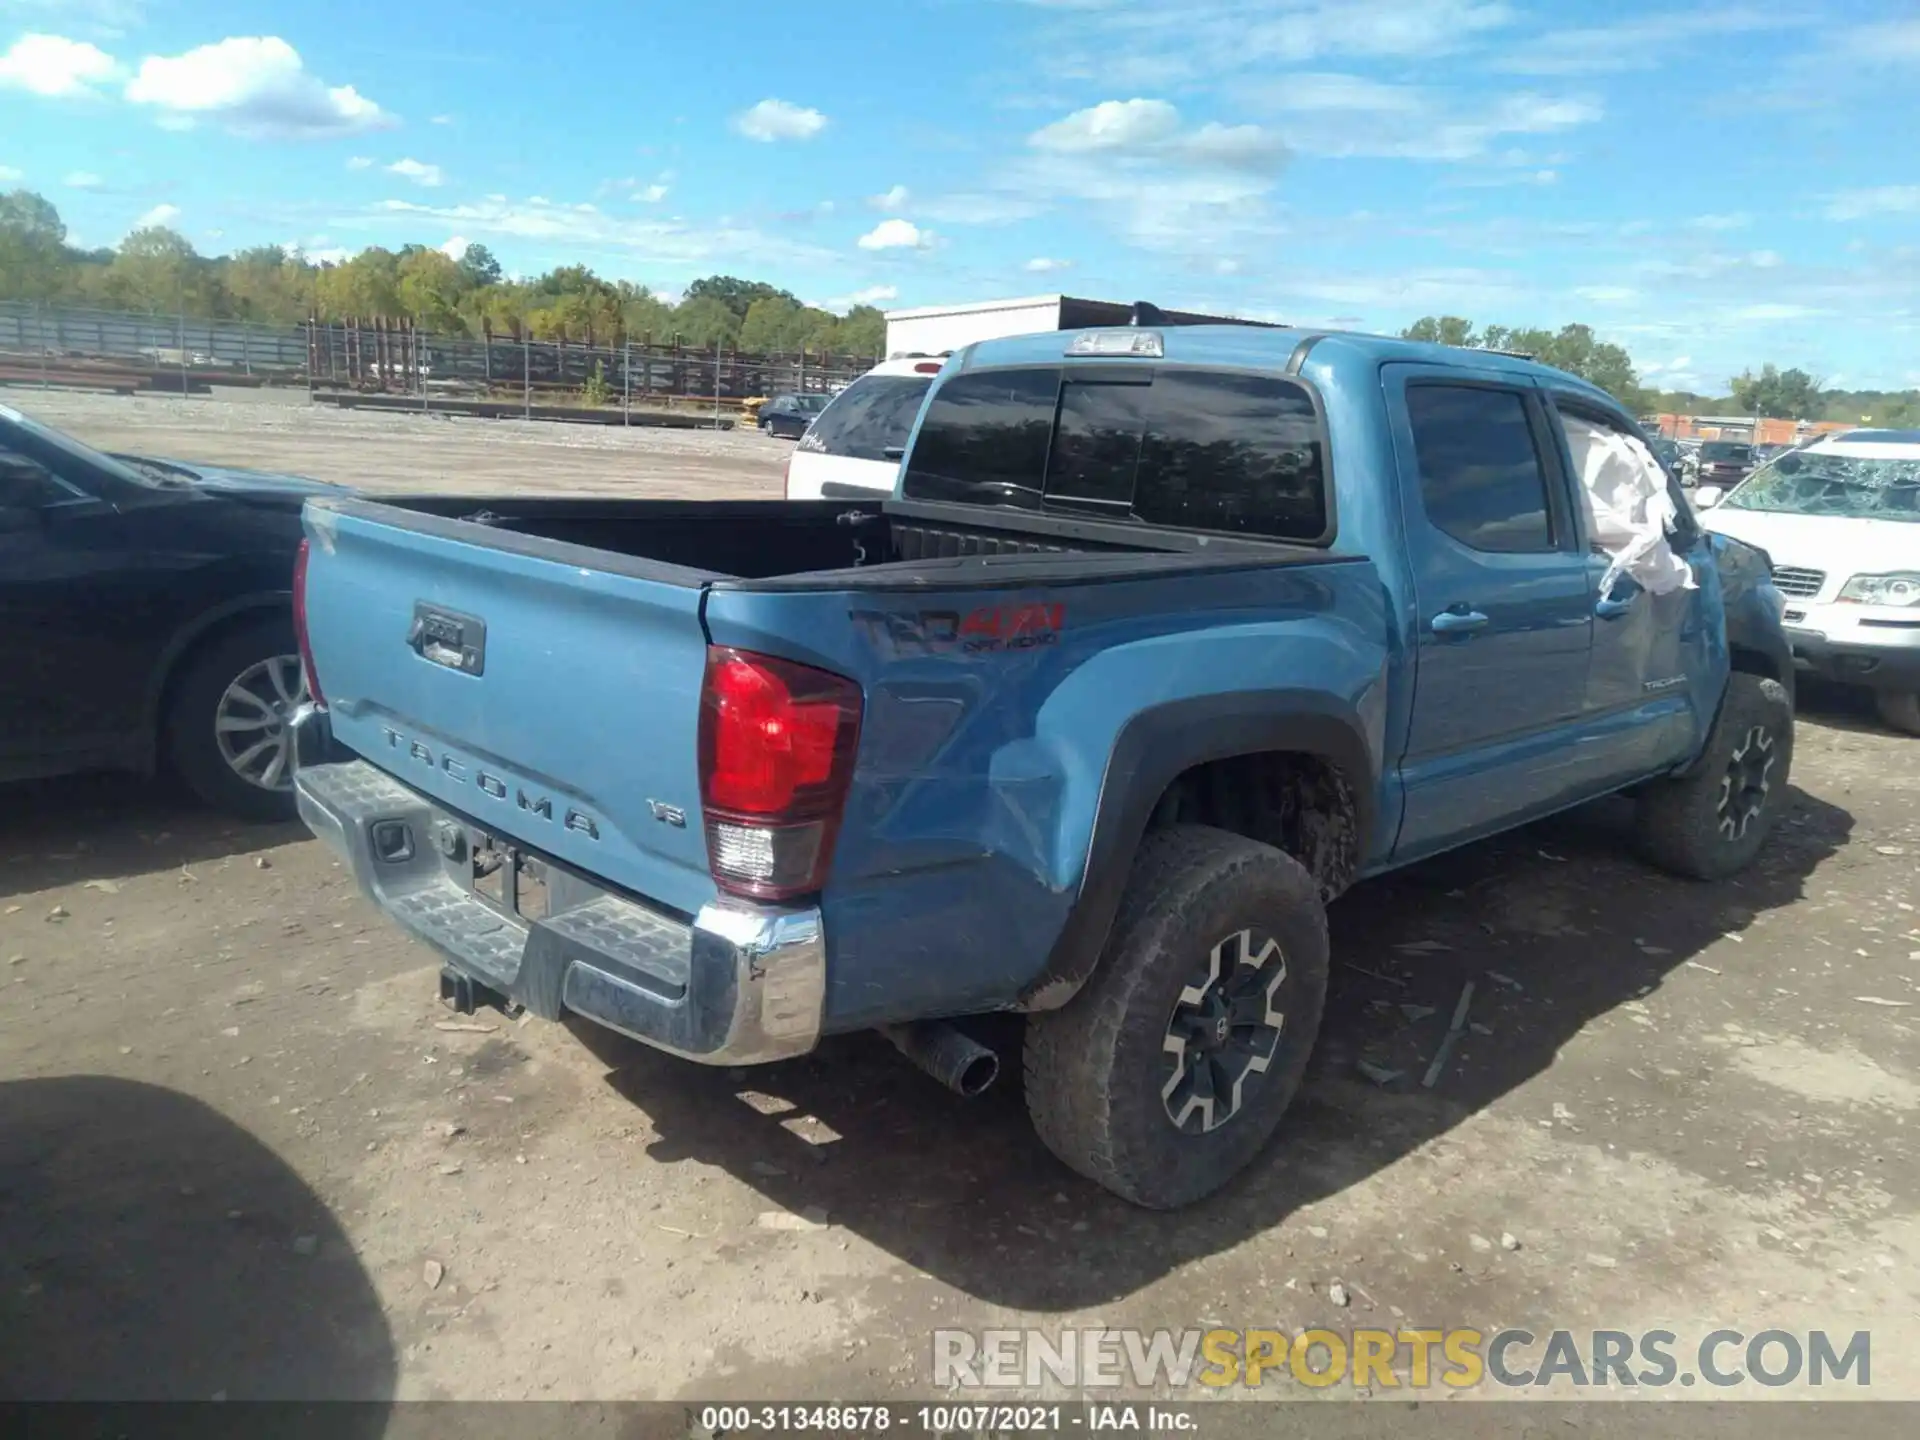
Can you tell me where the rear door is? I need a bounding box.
[301,503,720,917]
[1384,365,1595,859]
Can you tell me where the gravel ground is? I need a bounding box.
[9,386,789,498]
[0,387,1916,1413]
[1,692,1915,1407]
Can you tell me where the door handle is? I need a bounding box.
[1430,608,1489,635]
[1595,592,1636,620]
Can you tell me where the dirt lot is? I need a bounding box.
[1,391,1917,1410]
[12,387,789,498]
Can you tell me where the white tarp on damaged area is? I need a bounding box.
[1562,415,1696,597]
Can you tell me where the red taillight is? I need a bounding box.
[292,538,325,705]
[698,646,861,901]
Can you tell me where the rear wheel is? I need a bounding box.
[1875,690,1920,736]
[1023,825,1329,1210]
[1633,673,1793,879]
[165,616,306,822]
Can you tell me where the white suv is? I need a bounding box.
[783,357,945,499]
[1697,429,1920,733]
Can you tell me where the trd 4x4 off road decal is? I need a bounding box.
[852,603,1067,657]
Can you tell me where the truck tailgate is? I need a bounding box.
[301,502,717,917]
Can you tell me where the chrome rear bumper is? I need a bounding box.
[291,715,824,1064]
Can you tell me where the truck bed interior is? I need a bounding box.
[341,495,1338,589]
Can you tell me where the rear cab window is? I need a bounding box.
[900,365,1330,542]
[797,375,934,462]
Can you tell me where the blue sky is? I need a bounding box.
[3,0,1918,391]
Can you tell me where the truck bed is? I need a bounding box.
[309,494,1346,594]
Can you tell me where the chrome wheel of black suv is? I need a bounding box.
[1635,673,1794,881]
[165,616,305,823]
[1025,824,1329,1210]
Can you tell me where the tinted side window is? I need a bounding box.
[1405,386,1554,553]
[798,375,934,462]
[1132,371,1325,538]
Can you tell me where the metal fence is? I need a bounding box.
[0,301,882,421]
[305,318,878,409]
[0,300,308,377]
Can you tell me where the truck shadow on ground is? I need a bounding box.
[590,782,1852,1311]
[0,1075,395,1408]
[0,773,304,902]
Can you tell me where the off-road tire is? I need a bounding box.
[165,616,302,823]
[1633,673,1793,880]
[1875,690,1920,737]
[1023,824,1330,1210]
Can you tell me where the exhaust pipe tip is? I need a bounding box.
[950,1048,999,1098]
[883,1021,1000,1098]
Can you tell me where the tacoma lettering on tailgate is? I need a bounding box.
[380,726,601,839]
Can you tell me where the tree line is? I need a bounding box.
[6,189,1912,416]
[0,189,887,356]
[1401,315,1917,426]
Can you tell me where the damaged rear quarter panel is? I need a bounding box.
[701,561,1393,1031]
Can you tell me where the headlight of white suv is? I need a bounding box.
[1837,573,1920,606]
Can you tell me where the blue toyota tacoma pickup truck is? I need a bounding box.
[288,323,1794,1209]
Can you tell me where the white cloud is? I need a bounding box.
[64,170,104,189]
[0,32,120,97]
[386,157,444,187]
[1025,256,1073,272]
[1030,98,1289,171]
[733,97,827,142]
[1033,0,1517,88]
[0,164,21,182]
[1263,87,1600,162]
[1825,186,1920,221]
[826,284,898,309]
[1259,71,1423,113]
[1748,250,1782,269]
[1836,19,1920,60]
[1728,303,1823,322]
[131,202,180,229]
[869,184,911,210]
[1687,212,1751,231]
[993,97,1293,261]
[439,235,469,260]
[1574,285,1638,304]
[919,192,1047,225]
[857,218,933,251]
[0,0,144,34]
[346,155,374,170]
[125,36,393,138]
[1031,97,1181,152]
[1640,356,1694,377]
[429,112,453,125]
[606,176,671,202]
[1496,8,1807,76]
[1278,265,1529,314]
[352,193,844,274]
